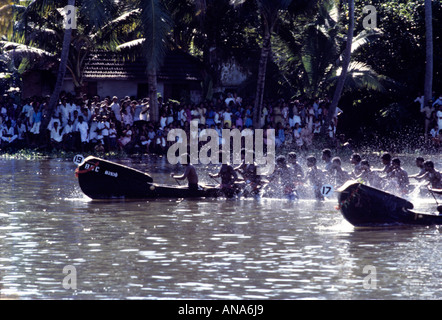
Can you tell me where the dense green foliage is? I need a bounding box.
[341,0,442,143]
[1,0,441,145]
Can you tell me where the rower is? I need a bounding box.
[386,158,409,195]
[240,151,263,195]
[413,160,442,189]
[329,157,351,188]
[379,153,393,174]
[171,154,199,191]
[233,148,249,178]
[356,160,383,189]
[268,155,297,200]
[350,153,363,177]
[209,151,238,196]
[305,156,325,200]
[287,152,304,182]
[408,157,426,178]
[322,149,333,173]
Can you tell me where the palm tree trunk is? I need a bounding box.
[322,0,354,136]
[45,0,75,129]
[148,68,159,123]
[139,0,171,124]
[424,0,433,106]
[253,26,272,129]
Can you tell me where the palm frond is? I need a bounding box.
[117,38,145,51]
[105,8,141,30]
[116,38,145,61]
[317,0,339,29]
[0,4,27,15]
[21,0,59,19]
[329,61,386,92]
[139,0,172,71]
[91,8,141,42]
[351,28,382,54]
[0,40,55,60]
[25,27,60,47]
[78,0,117,31]
[300,24,339,92]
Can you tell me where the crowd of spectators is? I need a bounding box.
[0,91,344,154]
[415,92,442,149]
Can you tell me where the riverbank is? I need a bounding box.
[0,136,438,161]
[1,144,439,176]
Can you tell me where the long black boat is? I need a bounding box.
[76,156,221,199]
[336,181,442,227]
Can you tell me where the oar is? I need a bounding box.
[210,176,220,184]
[424,184,442,214]
[428,185,440,206]
[428,187,442,214]
[170,173,181,185]
[409,180,426,197]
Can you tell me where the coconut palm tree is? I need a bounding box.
[5,0,117,128]
[49,0,117,126]
[2,1,120,93]
[115,0,172,123]
[0,1,34,93]
[140,0,172,123]
[321,0,354,135]
[424,0,433,106]
[46,0,76,128]
[249,0,317,128]
[251,0,291,128]
[300,1,385,97]
[296,1,341,97]
[272,0,386,105]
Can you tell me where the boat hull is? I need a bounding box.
[76,156,221,199]
[337,181,442,227]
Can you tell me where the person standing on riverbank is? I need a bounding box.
[50,121,63,150]
[110,96,122,135]
[437,105,442,133]
[29,102,42,146]
[1,120,18,148]
[421,101,435,140]
[76,116,89,152]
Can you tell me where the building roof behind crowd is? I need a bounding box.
[82,50,205,82]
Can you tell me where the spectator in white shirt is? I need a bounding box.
[50,121,63,149]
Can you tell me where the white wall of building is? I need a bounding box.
[97,80,137,98]
[61,79,165,100]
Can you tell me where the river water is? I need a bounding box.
[0,156,441,300]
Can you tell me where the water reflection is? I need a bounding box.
[0,158,441,299]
